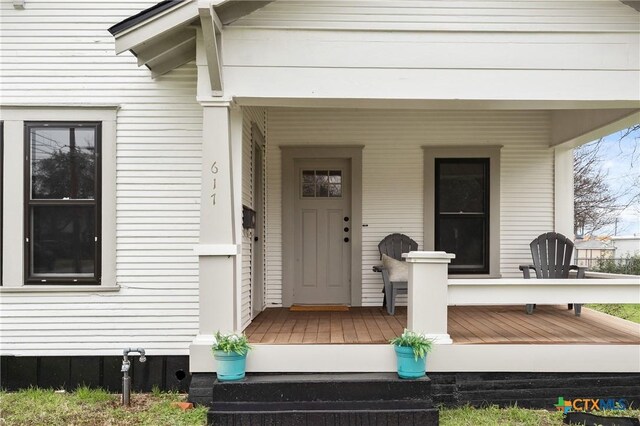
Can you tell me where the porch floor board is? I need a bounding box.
[244,306,640,345]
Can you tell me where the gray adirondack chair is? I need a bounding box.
[372,233,418,315]
[519,232,586,316]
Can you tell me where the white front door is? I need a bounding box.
[293,159,351,304]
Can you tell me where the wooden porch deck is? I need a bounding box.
[244,306,640,345]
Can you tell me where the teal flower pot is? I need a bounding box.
[214,350,247,381]
[394,345,426,379]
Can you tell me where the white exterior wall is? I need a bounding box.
[265,108,554,306]
[240,107,267,328]
[0,1,202,356]
[613,238,640,258]
[224,1,640,104]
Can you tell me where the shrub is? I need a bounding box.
[592,254,640,276]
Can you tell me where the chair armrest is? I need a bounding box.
[570,265,587,278]
[519,264,535,279]
[373,264,385,273]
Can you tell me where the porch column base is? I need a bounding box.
[404,251,455,341]
[424,333,453,345]
[190,334,216,373]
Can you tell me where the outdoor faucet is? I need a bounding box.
[121,348,146,406]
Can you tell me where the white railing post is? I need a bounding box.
[404,251,455,344]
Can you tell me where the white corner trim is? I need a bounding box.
[193,244,240,256]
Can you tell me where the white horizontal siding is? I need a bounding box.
[265,108,553,306]
[0,1,202,356]
[233,0,640,32]
[240,107,267,328]
[223,2,639,102]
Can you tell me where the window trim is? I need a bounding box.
[0,106,117,291]
[23,122,102,285]
[434,158,490,274]
[423,145,502,278]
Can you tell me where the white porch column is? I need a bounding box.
[190,102,243,372]
[554,147,574,238]
[404,251,455,344]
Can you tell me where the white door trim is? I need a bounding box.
[280,146,363,307]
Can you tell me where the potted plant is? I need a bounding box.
[212,331,251,381]
[390,329,434,379]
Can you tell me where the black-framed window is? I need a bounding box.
[435,158,490,274]
[24,122,101,284]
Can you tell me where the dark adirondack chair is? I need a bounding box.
[519,232,587,316]
[372,233,418,315]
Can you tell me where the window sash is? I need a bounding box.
[24,122,102,285]
[435,158,490,274]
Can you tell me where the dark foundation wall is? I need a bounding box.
[189,371,640,411]
[0,356,190,393]
[429,372,640,409]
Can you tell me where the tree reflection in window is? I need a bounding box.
[25,123,100,283]
[302,170,342,198]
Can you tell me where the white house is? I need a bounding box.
[612,235,640,258]
[1,0,640,411]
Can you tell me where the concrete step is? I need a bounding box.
[190,373,438,425]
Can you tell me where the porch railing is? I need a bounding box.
[404,251,640,345]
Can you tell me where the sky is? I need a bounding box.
[593,126,640,236]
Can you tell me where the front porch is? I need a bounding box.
[245,306,640,345]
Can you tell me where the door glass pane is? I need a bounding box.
[315,171,329,197]
[438,162,485,213]
[302,183,315,197]
[438,217,485,269]
[31,206,95,275]
[302,170,314,184]
[301,169,342,198]
[31,127,96,200]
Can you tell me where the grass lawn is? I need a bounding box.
[587,304,640,323]
[1,388,639,425]
[0,387,207,426]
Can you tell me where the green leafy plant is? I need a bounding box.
[212,331,252,356]
[390,329,434,360]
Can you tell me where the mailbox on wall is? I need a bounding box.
[242,205,256,229]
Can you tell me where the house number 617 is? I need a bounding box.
[210,161,218,206]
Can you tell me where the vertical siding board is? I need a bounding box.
[265,108,553,306]
[0,1,202,355]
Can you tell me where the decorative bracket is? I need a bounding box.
[198,1,224,95]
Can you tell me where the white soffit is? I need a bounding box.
[110,0,273,78]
